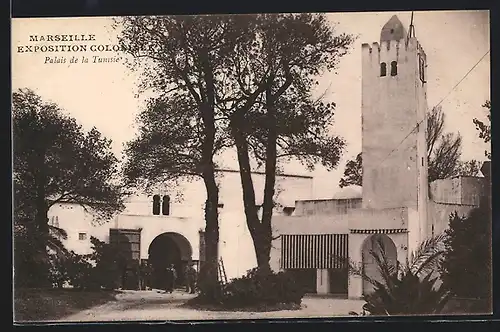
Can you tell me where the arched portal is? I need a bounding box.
[361,233,398,295]
[148,232,193,290]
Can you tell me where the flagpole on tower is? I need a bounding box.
[406,11,415,45]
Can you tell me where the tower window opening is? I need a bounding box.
[152,195,160,215]
[162,195,170,215]
[419,55,426,83]
[380,62,387,77]
[390,61,398,76]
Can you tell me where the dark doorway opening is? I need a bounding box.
[109,228,141,290]
[328,268,348,296]
[148,232,193,290]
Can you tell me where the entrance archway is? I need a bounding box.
[148,232,193,290]
[361,234,397,295]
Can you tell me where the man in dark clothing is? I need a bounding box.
[143,262,152,290]
[139,261,150,291]
[165,264,176,293]
[185,263,197,294]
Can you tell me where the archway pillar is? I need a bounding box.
[348,232,364,299]
[316,269,330,295]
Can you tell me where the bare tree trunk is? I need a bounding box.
[200,169,220,300]
[197,51,221,300]
[259,87,278,274]
[230,117,270,270]
[35,177,51,287]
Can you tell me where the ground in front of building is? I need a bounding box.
[53,290,365,322]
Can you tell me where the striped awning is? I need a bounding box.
[280,234,348,270]
[350,229,407,234]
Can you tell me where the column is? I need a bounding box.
[348,233,364,299]
[316,269,330,295]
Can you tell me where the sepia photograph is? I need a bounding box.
[11,9,492,323]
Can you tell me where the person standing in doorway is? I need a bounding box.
[144,262,152,290]
[170,264,177,292]
[185,262,197,294]
[165,264,176,293]
[164,265,172,293]
[139,261,147,291]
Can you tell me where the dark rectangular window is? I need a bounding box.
[419,55,425,83]
[380,62,387,77]
[152,195,160,215]
[390,61,398,76]
[162,195,170,215]
[78,232,87,241]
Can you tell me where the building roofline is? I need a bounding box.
[296,197,362,203]
[215,168,313,179]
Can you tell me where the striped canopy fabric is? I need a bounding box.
[280,234,348,269]
[350,228,407,234]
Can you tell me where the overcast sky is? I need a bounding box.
[11,10,490,199]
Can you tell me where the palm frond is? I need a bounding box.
[407,233,446,276]
[49,224,68,240]
[341,255,382,287]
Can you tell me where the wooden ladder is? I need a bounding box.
[218,257,228,286]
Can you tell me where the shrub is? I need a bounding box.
[64,251,101,290]
[440,204,492,305]
[220,268,306,308]
[350,234,451,316]
[86,237,125,290]
[55,237,126,291]
[48,254,70,288]
[362,269,450,315]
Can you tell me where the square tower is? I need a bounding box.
[361,15,429,215]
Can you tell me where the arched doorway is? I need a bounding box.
[361,234,397,295]
[148,232,193,290]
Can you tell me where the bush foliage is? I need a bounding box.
[214,268,306,308]
[440,201,492,311]
[45,236,126,290]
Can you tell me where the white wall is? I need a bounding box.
[48,203,94,255]
[47,170,314,280]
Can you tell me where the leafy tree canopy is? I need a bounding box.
[473,100,491,160]
[13,88,125,223]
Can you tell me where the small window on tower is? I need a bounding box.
[162,195,170,215]
[390,61,398,76]
[419,55,425,83]
[78,232,87,241]
[152,195,160,215]
[380,62,387,76]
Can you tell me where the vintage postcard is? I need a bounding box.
[12,10,492,323]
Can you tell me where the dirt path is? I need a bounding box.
[58,290,365,322]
